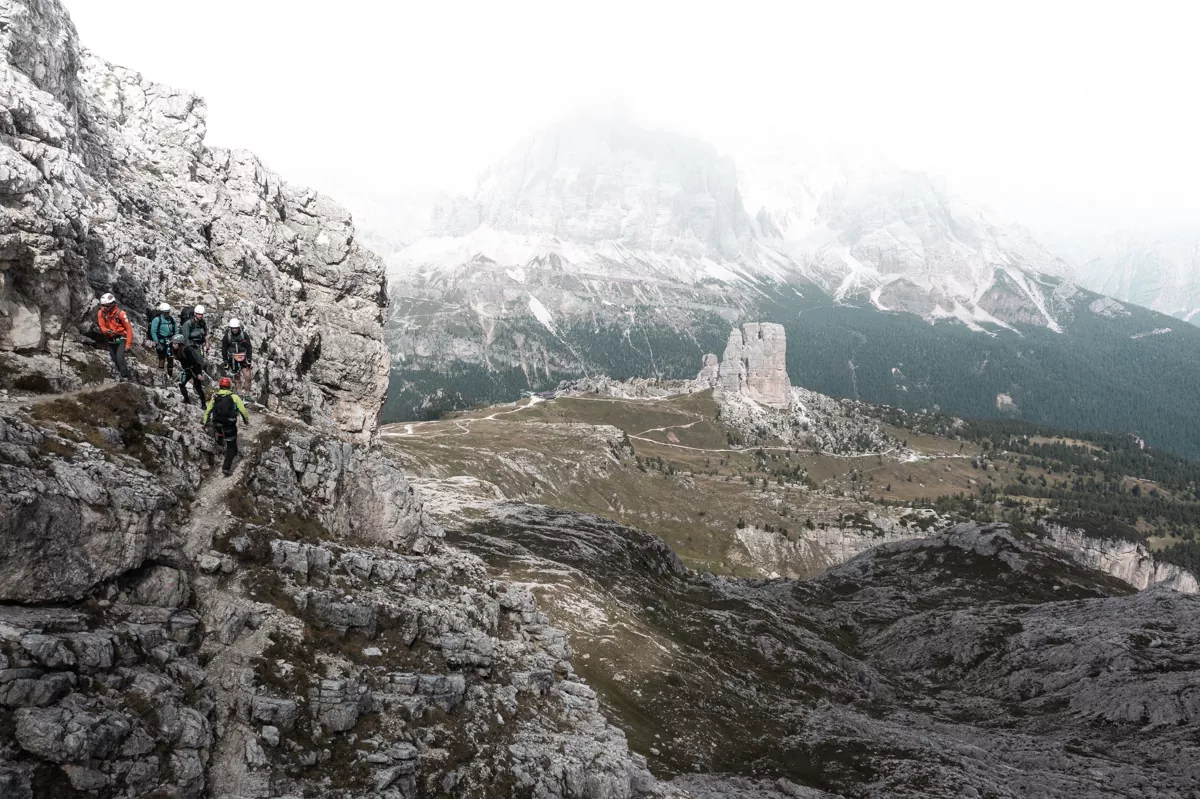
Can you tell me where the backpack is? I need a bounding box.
[211,393,239,426]
[183,314,207,344]
[181,343,205,372]
[224,329,250,355]
[145,311,159,340]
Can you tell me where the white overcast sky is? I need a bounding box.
[69,0,1200,235]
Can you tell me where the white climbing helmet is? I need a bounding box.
[193,305,205,316]
[227,318,242,329]
[100,292,116,305]
[158,302,171,312]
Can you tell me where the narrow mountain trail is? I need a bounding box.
[182,421,266,559]
[632,418,702,438]
[0,378,131,411]
[382,395,545,440]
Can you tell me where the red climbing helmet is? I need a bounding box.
[219,377,232,389]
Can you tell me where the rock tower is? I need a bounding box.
[698,322,791,408]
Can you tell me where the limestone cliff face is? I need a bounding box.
[0,0,388,435]
[698,322,790,408]
[1042,524,1199,593]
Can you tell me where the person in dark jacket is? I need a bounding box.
[202,377,250,476]
[174,334,207,406]
[180,305,208,350]
[221,317,253,394]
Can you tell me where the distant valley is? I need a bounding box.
[380,336,1200,589]
[373,116,1200,457]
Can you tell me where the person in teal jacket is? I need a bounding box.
[149,302,177,384]
[202,377,250,476]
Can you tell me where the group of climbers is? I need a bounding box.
[98,293,255,477]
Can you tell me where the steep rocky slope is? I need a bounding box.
[7,377,1195,796]
[0,383,664,797]
[1042,523,1199,593]
[0,0,387,435]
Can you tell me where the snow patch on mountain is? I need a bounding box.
[528,295,556,332]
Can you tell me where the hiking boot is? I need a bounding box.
[222,468,232,477]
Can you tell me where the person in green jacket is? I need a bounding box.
[202,377,250,476]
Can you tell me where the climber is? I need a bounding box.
[202,376,250,477]
[180,305,208,351]
[221,317,253,394]
[149,302,178,384]
[174,334,207,406]
[97,293,134,382]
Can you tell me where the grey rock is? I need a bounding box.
[0,769,32,799]
[250,696,298,731]
[305,591,376,635]
[244,736,269,767]
[0,672,74,708]
[197,554,222,574]
[63,632,116,670]
[62,765,110,791]
[313,678,364,732]
[18,633,75,668]
[129,565,191,608]
[170,749,205,794]
[14,707,132,762]
[0,414,197,602]
[706,323,791,409]
[1042,522,1199,593]
[260,725,280,747]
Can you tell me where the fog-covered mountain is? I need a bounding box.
[740,148,1073,330]
[378,116,1200,457]
[388,115,1075,338]
[1057,230,1200,324]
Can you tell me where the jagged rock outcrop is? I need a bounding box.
[1042,523,1199,593]
[698,322,790,408]
[0,0,387,435]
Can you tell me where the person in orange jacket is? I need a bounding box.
[97,292,134,381]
